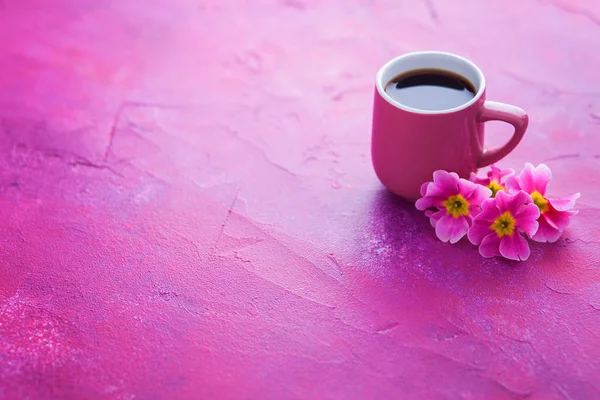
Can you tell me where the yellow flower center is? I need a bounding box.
[531,190,549,213]
[490,211,516,237]
[487,181,504,197]
[443,194,470,219]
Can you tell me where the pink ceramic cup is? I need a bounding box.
[371,51,528,200]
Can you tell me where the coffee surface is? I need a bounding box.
[385,69,476,111]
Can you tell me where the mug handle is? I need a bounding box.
[477,101,528,168]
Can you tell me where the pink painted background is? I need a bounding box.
[1,0,599,399]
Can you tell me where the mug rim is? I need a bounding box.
[375,51,486,115]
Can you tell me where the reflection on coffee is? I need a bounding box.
[385,69,476,111]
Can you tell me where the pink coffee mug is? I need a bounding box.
[371,51,528,200]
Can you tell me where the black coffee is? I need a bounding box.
[385,69,476,111]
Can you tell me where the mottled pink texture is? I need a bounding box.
[1,0,600,399]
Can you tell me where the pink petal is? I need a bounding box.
[435,215,470,244]
[424,170,459,202]
[469,172,488,186]
[543,207,576,231]
[425,170,460,198]
[468,205,483,217]
[489,165,514,182]
[464,214,473,225]
[548,193,580,211]
[478,233,501,258]
[463,183,492,207]
[420,182,430,198]
[517,162,537,193]
[514,203,540,235]
[493,190,512,212]
[481,197,499,211]
[425,186,454,200]
[425,209,446,228]
[532,163,552,194]
[499,233,531,261]
[416,196,433,211]
[503,187,520,195]
[505,175,520,192]
[468,220,493,245]
[476,198,502,223]
[532,217,563,243]
[495,190,531,216]
[488,165,501,178]
[416,193,446,210]
[434,170,460,190]
[458,178,478,194]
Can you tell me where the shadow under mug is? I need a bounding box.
[371,51,528,200]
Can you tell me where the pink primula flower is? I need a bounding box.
[416,170,492,244]
[470,164,514,197]
[506,163,580,243]
[468,190,540,261]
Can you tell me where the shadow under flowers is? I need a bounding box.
[354,188,544,297]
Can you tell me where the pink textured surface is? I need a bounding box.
[1,0,599,399]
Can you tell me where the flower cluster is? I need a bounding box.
[416,163,579,261]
